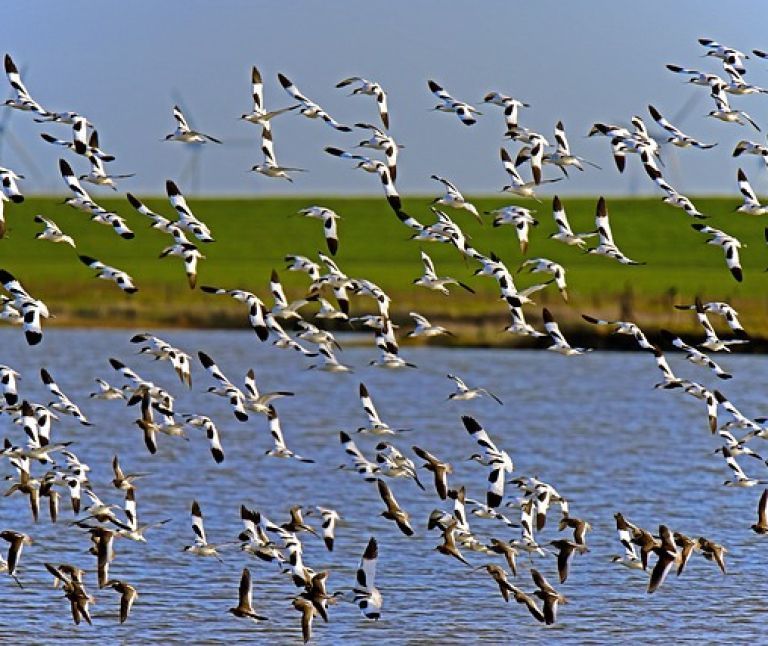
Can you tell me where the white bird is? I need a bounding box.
[447,373,503,405]
[197,351,249,422]
[587,197,644,265]
[406,311,453,338]
[298,206,340,255]
[251,123,306,182]
[518,258,568,301]
[264,406,314,462]
[581,315,654,351]
[691,297,749,351]
[199,285,269,341]
[674,300,748,340]
[548,120,601,173]
[660,330,732,379]
[354,122,400,181]
[647,105,716,149]
[542,308,591,355]
[735,168,767,215]
[277,73,351,131]
[78,255,137,294]
[357,383,407,435]
[339,431,380,480]
[0,269,49,345]
[166,180,215,243]
[414,250,475,295]
[732,139,768,167]
[40,368,90,425]
[3,54,46,114]
[159,241,205,289]
[698,38,749,73]
[240,65,299,126]
[324,147,402,213]
[428,80,480,126]
[547,196,596,248]
[183,415,224,464]
[336,77,389,129]
[78,152,134,191]
[130,333,192,387]
[33,215,75,247]
[164,105,221,144]
[722,446,768,488]
[500,148,560,199]
[690,224,743,282]
[183,500,223,559]
[430,175,481,224]
[309,344,353,373]
[503,295,546,338]
[482,91,529,130]
[486,205,537,253]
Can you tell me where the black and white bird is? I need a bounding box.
[414,250,475,295]
[78,255,138,294]
[648,105,716,149]
[660,330,732,379]
[354,122,400,181]
[587,197,643,265]
[251,124,306,182]
[548,196,596,248]
[183,500,223,559]
[33,215,75,247]
[197,351,248,421]
[486,205,538,253]
[278,73,351,131]
[447,374,503,405]
[324,147,401,213]
[353,537,382,619]
[159,240,205,289]
[406,311,453,338]
[264,406,314,463]
[166,180,215,243]
[339,431,380,480]
[357,383,407,435]
[199,285,268,340]
[733,138,768,167]
[499,147,560,199]
[336,77,389,129]
[298,206,340,255]
[240,65,298,126]
[0,269,49,345]
[674,300,748,340]
[543,308,591,355]
[691,224,743,282]
[3,54,46,114]
[518,258,568,301]
[735,168,767,215]
[462,415,514,508]
[428,80,480,126]
[430,175,481,223]
[482,91,529,130]
[40,368,91,424]
[581,315,653,350]
[164,105,221,144]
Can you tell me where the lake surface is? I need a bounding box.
[0,328,766,644]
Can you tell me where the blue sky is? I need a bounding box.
[2,1,768,196]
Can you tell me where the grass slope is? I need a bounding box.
[2,194,767,342]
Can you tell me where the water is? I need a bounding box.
[0,328,766,644]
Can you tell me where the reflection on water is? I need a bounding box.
[0,328,766,643]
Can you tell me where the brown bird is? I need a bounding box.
[46,563,95,625]
[228,568,268,622]
[376,479,414,536]
[477,563,516,602]
[412,445,452,500]
[558,515,591,547]
[531,568,567,625]
[292,596,317,644]
[488,538,518,576]
[550,538,587,583]
[648,525,677,594]
[1,530,31,587]
[435,519,470,566]
[697,537,727,574]
[509,584,545,623]
[111,454,148,491]
[673,531,697,576]
[107,579,138,624]
[281,506,318,538]
[751,488,768,534]
[4,466,40,523]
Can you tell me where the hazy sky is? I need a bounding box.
[2,1,768,197]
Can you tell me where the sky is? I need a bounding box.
[1,0,768,197]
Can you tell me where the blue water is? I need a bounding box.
[0,328,765,644]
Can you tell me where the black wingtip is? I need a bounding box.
[542,307,554,323]
[461,415,481,434]
[165,179,180,196]
[197,351,214,368]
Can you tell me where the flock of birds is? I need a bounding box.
[0,37,768,640]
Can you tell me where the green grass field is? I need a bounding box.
[3,194,768,344]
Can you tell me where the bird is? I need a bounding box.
[428,80,481,126]
[278,73,351,131]
[2,54,46,114]
[336,76,389,129]
[78,151,134,191]
[264,406,314,462]
[550,538,587,583]
[406,311,452,338]
[313,507,340,551]
[164,104,221,143]
[691,224,743,282]
[183,500,223,559]
[376,479,414,536]
[184,415,224,464]
[291,596,317,644]
[486,205,538,253]
[130,333,192,388]
[518,257,568,301]
[357,383,407,434]
[111,455,148,491]
[647,104,716,149]
[298,206,341,255]
[412,445,452,499]
[414,250,475,295]
[197,350,249,421]
[33,215,76,247]
[40,367,91,424]
[735,168,767,215]
[446,373,503,405]
[324,146,402,213]
[587,197,644,265]
[353,537,383,619]
[0,530,32,587]
[430,175,482,223]
[500,147,560,199]
[462,415,514,508]
[240,65,299,126]
[647,525,678,594]
[543,308,591,355]
[482,91,529,130]
[581,315,654,351]
[696,536,727,574]
[660,330,732,379]
[435,518,471,566]
[251,123,307,182]
[78,255,138,294]
[531,568,567,625]
[751,489,768,534]
[228,567,269,622]
[548,196,596,248]
[732,138,768,166]
[166,180,215,243]
[106,580,138,624]
[354,122,401,181]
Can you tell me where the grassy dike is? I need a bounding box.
[3,194,768,348]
